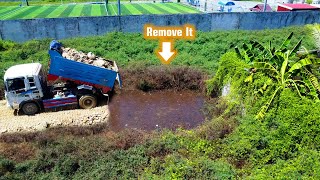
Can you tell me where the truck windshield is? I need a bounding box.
[6,78,25,91]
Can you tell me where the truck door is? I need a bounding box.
[26,77,42,100]
[5,77,27,109]
[7,78,25,93]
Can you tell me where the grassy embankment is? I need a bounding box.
[0,25,320,178]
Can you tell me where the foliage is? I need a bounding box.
[235,32,320,118]
[205,51,259,118]
[0,157,15,176]
[249,149,320,179]
[205,51,248,97]
[311,23,320,51]
[227,89,320,177]
[142,154,235,179]
[0,128,237,179]
[204,28,320,180]
[205,26,320,178]
[306,0,313,4]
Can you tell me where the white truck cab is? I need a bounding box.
[4,63,45,114]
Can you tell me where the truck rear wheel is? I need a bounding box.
[79,95,97,109]
[22,102,39,115]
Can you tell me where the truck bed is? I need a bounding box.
[48,50,121,94]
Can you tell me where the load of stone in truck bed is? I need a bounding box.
[61,47,115,70]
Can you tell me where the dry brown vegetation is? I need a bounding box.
[0,142,36,162]
[121,66,206,92]
[0,127,151,161]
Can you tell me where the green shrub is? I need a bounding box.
[0,157,15,176]
[249,149,320,179]
[142,154,236,179]
[54,155,80,177]
[14,161,33,174]
[205,26,320,178]
[0,40,15,51]
[205,51,248,97]
[226,89,320,177]
[74,146,149,179]
[196,116,237,141]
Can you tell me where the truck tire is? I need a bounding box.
[79,95,97,109]
[22,102,39,115]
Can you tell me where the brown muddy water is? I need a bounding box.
[108,90,205,131]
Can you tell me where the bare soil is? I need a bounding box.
[0,100,109,134]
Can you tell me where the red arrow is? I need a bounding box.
[156,41,177,64]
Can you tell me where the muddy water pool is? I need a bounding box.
[108,90,205,131]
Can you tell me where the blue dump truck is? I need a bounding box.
[3,41,121,115]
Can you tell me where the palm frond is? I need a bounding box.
[289,58,320,73]
[252,62,280,80]
[305,68,320,93]
[242,43,254,62]
[235,46,241,58]
[256,86,282,120]
[280,52,289,83]
[286,79,303,98]
[290,39,302,56]
[279,32,294,53]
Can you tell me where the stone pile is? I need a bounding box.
[61,47,115,70]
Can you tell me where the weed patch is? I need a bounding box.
[121,66,205,91]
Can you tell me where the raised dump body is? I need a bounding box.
[47,49,121,94]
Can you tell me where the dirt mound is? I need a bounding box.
[0,100,109,134]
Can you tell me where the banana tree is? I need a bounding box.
[235,32,320,119]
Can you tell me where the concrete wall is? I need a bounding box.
[1,11,320,42]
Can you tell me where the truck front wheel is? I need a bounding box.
[22,102,39,115]
[79,95,97,109]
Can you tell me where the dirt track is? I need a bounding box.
[0,100,109,134]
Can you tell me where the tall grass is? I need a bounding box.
[0,26,315,99]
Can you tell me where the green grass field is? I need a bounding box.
[0,3,201,20]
